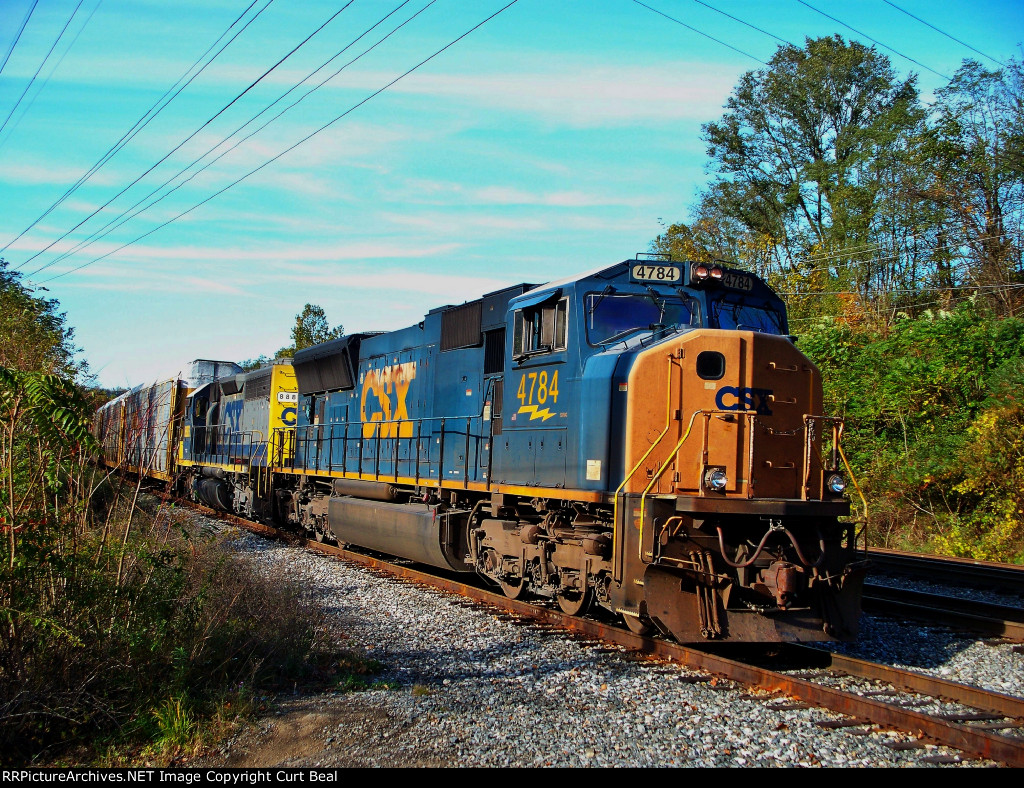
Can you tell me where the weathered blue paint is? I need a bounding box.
[289,259,788,493]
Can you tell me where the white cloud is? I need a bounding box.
[352,63,737,126]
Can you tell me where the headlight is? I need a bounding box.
[704,468,728,491]
[827,474,847,494]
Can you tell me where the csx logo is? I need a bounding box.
[361,361,416,438]
[715,386,773,416]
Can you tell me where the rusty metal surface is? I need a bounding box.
[192,502,1024,766]
[788,646,1024,720]
[868,548,1024,595]
[863,587,1024,642]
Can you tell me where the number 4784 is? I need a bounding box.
[517,370,559,406]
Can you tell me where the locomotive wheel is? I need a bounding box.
[499,577,527,600]
[623,613,653,635]
[557,587,592,616]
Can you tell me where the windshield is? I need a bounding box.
[586,293,695,345]
[711,296,785,334]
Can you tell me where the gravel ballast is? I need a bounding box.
[190,523,1022,768]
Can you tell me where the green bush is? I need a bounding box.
[800,304,1024,560]
[0,502,338,764]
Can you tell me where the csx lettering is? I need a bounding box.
[715,386,773,416]
[361,362,416,438]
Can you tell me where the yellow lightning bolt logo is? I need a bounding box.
[517,405,556,422]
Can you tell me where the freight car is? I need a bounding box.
[97,256,867,643]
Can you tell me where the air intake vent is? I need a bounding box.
[441,301,483,351]
[244,367,273,401]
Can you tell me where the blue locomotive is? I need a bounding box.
[98,256,867,642]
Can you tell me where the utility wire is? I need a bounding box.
[19,0,353,273]
[0,0,40,77]
[795,0,950,81]
[774,229,1021,278]
[40,0,423,272]
[779,283,1024,297]
[882,0,1007,69]
[38,0,523,284]
[631,0,767,65]
[3,0,269,257]
[0,0,103,151]
[0,0,86,137]
[688,0,788,46]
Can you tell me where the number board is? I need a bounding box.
[721,270,755,292]
[631,263,682,283]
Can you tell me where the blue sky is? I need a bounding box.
[0,0,1021,388]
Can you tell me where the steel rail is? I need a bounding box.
[191,502,1024,766]
[783,645,1024,721]
[868,548,1024,594]
[863,585,1024,641]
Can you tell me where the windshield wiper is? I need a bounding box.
[644,285,666,323]
[588,285,615,316]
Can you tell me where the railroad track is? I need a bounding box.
[188,502,1024,767]
[868,547,1024,595]
[862,584,1024,641]
[863,547,1024,640]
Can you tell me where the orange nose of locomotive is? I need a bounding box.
[622,329,840,502]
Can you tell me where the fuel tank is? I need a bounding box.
[327,496,471,572]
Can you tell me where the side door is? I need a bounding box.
[499,294,570,487]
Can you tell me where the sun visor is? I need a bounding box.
[512,287,561,311]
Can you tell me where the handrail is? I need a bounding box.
[637,408,705,561]
[638,410,847,565]
[611,355,680,581]
[281,414,487,486]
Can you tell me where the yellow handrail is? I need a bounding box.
[611,356,679,580]
[637,409,703,560]
[837,443,868,520]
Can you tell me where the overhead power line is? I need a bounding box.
[0,0,86,137]
[38,0,424,273]
[38,0,523,284]
[882,0,1007,69]
[688,0,788,46]
[18,0,354,273]
[2,0,271,257]
[0,0,103,152]
[0,0,40,78]
[796,0,950,81]
[631,0,767,65]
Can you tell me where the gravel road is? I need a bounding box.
[186,523,1022,768]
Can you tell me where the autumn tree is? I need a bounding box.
[658,36,926,323]
[0,259,81,376]
[920,59,1024,316]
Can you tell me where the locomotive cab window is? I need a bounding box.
[710,295,785,334]
[586,292,696,345]
[513,298,568,358]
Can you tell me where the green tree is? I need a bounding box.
[702,36,921,267]
[239,304,345,367]
[920,59,1024,316]
[0,259,81,377]
[290,303,344,351]
[274,303,344,359]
